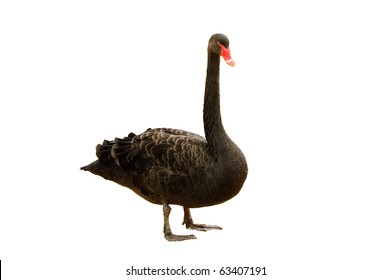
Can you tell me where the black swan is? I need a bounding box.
[81,33,248,241]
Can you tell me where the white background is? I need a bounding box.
[1,0,390,279]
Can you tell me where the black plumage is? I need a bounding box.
[81,34,248,241]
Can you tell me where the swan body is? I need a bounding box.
[81,34,248,241]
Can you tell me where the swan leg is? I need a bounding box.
[163,203,196,241]
[182,207,223,231]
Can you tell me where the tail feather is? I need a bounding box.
[80,132,139,180]
[80,160,102,173]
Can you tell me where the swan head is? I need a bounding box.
[208,33,235,67]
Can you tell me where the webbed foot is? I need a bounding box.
[182,207,223,232]
[184,223,223,231]
[163,203,196,242]
[164,232,197,242]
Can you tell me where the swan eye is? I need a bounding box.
[216,41,225,50]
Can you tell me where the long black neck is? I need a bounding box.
[203,51,230,156]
